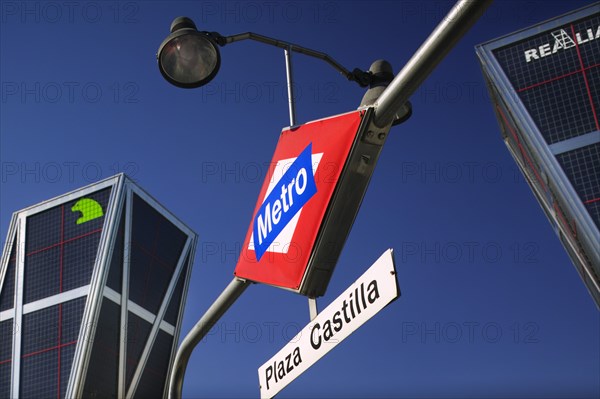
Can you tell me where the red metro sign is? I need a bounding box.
[234,108,389,297]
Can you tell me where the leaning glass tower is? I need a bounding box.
[0,174,197,398]
[477,3,600,307]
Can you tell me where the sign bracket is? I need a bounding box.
[284,46,297,127]
[308,297,318,321]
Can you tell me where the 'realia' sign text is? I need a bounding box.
[524,25,600,63]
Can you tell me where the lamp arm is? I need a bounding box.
[210,31,371,87]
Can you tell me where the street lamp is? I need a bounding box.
[158,1,493,398]
[157,17,221,88]
[157,16,372,88]
[157,16,378,126]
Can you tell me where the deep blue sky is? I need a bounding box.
[1,1,599,398]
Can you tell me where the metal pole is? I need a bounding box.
[166,2,492,397]
[284,46,297,126]
[374,0,493,127]
[168,277,251,399]
[225,32,357,83]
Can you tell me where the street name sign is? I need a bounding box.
[258,249,400,398]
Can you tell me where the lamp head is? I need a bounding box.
[157,17,221,88]
[359,60,412,126]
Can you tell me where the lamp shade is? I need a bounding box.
[157,17,221,88]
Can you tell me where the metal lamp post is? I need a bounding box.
[158,0,493,397]
[157,16,374,127]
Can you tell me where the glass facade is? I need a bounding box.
[477,4,600,307]
[0,174,197,398]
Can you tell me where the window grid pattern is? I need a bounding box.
[0,239,17,312]
[575,15,600,71]
[551,187,595,274]
[129,194,187,315]
[20,350,57,399]
[163,257,189,326]
[493,22,582,90]
[59,344,76,398]
[587,201,600,232]
[125,312,153,390]
[133,330,174,399]
[496,103,548,195]
[586,66,600,124]
[493,14,600,144]
[82,298,120,398]
[496,99,596,263]
[0,320,14,398]
[24,188,111,304]
[519,73,597,143]
[556,143,600,229]
[1,178,196,399]
[106,211,125,293]
[122,193,191,397]
[20,297,85,399]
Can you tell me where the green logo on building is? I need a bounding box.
[72,198,104,225]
